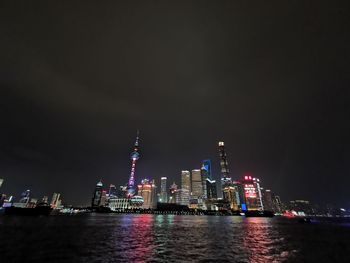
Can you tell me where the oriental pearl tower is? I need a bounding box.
[126,130,140,197]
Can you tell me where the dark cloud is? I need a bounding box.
[0,1,349,206]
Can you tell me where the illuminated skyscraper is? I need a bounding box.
[218,142,231,191]
[253,177,264,210]
[222,181,244,210]
[223,185,239,210]
[201,164,208,198]
[181,171,190,190]
[127,130,140,197]
[202,160,212,179]
[0,179,3,188]
[179,171,190,206]
[92,181,103,208]
[137,179,157,209]
[206,178,217,199]
[160,177,168,203]
[242,174,261,211]
[191,169,203,198]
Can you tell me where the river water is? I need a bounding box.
[0,214,349,262]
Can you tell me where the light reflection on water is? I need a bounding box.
[0,214,349,262]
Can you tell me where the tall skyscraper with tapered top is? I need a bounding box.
[127,130,140,197]
[218,142,231,193]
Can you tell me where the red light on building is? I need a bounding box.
[242,172,253,182]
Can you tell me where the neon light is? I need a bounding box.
[127,131,140,197]
[244,184,256,198]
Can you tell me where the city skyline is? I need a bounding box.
[1,2,349,207]
[1,2,349,262]
[0,133,348,208]
[0,136,345,210]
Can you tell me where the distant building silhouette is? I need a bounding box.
[92,181,103,208]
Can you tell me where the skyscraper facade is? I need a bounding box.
[223,185,239,210]
[206,178,217,199]
[179,170,191,206]
[233,181,246,210]
[127,130,140,197]
[160,177,168,203]
[218,142,231,193]
[191,169,203,198]
[181,171,191,191]
[222,181,245,210]
[92,181,103,208]
[176,189,190,206]
[137,179,157,209]
[262,189,275,212]
[202,160,212,179]
[201,164,209,199]
[242,175,261,211]
[253,178,264,211]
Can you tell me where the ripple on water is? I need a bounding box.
[0,215,350,262]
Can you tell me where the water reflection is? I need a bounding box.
[120,214,155,262]
[241,218,291,262]
[4,214,346,262]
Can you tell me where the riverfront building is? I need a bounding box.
[137,179,157,209]
[91,181,103,208]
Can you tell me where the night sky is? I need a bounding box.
[1,1,349,206]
